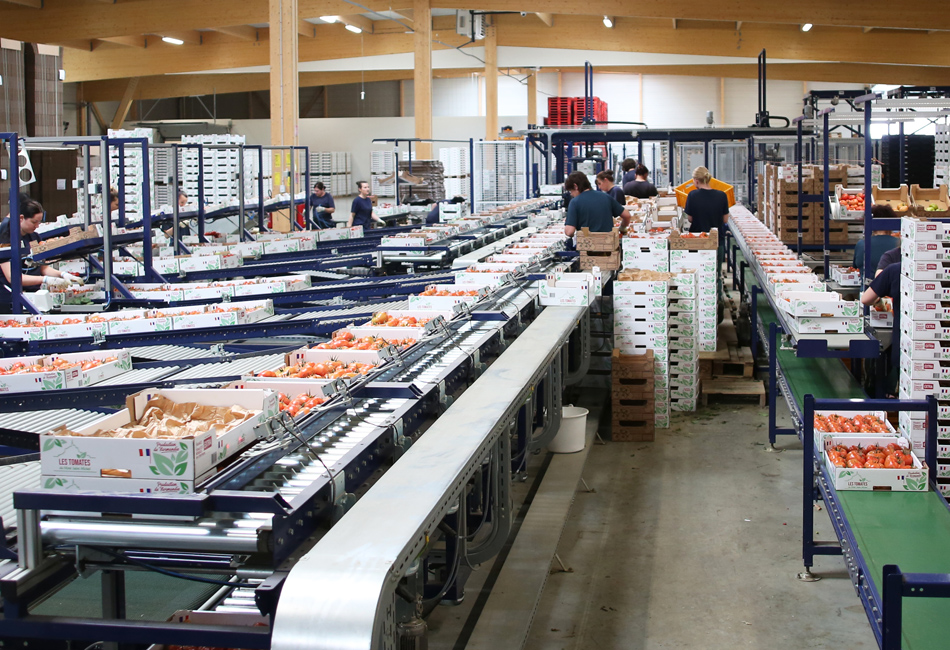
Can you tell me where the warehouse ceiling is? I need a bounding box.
[0,0,948,101]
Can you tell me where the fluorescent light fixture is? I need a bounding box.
[801,23,813,32]
[603,16,613,28]
[319,16,337,23]
[345,24,362,34]
[162,36,184,45]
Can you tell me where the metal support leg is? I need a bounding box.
[799,394,820,581]
[102,569,127,650]
[552,553,573,574]
[881,565,902,650]
[750,284,760,365]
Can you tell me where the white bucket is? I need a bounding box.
[549,405,589,454]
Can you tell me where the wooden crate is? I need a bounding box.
[612,418,655,442]
[816,222,849,244]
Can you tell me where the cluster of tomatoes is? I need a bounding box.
[278,392,325,418]
[840,266,860,274]
[369,312,430,327]
[419,287,478,297]
[209,306,245,314]
[814,413,890,434]
[315,331,415,351]
[35,318,83,326]
[465,268,509,274]
[0,319,36,329]
[258,359,375,380]
[826,442,915,469]
[678,232,710,239]
[839,193,866,212]
[153,309,202,318]
[0,356,117,376]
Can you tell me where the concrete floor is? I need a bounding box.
[429,392,874,649]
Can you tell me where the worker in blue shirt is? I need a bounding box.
[862,260,901,396]
[620,158,638,186]
[563,171,631,237]
[852,205,899,274]
[348,181,385,229]
[876,247,900,276]
[596,170,625,204]
[309,182,336,229]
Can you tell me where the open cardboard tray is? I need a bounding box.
[911,184,950,218]
[39,388,278,486]
[820,435,925,491]
[872,184,912,215]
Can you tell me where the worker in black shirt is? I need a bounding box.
[862,260,901,396]
[0,200,79,294]
[685,166,730,238]
[623,164,659,199]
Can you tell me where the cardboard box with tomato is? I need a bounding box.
[39,388,277,485]
[821,435,926,492]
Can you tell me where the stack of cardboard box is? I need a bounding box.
[614,270,671,429]
[611,349,655,441]
[576,227,621,271]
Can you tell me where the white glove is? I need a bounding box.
[60,272,83,286]
[42,276,69,289]
[314,205,325,213]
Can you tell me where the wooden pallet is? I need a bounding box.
[700,378,766,407]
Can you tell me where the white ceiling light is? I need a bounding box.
[319,16,338,23]
[345,24,362,34]
[162,36,184,45]
[603,16,613,28]
[801,23,813,32]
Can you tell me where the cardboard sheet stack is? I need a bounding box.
[897,217,950,494]
[614,270,671,428]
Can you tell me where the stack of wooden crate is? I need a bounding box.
[576,227,621,271]
[611,349,656,441]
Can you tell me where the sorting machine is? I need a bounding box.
[728,206,950,649]
[0,274,589,649]
[0,156,583,647]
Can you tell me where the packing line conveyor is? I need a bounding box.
[0,270,590,649]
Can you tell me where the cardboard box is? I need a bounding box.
[788,316,863,335]
[779,292,860,318]
[580,250,621,271]
[614,319,669,337]
[576,228,620,252]
[668,228,717,250]
[39,314,109,340]
[902,240,950,262]
[899,373,950,399]
[614,307,668,323]
[821,435,925,492]
[616,334,669,354]
[538,279,592,307]
[902,299,950,322]
[901,337,950,361]
[901,277,950,302]
[902,217,950,242]
[903,260,950,281]
[40,474,196,494]
[107,311,174,335]
[39,388,278,482]
[614,293,667,309]
[900,319,950,341]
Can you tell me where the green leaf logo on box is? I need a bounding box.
[904,476,926,491]
[149,449,191,476]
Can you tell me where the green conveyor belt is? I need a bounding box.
[738,247,950,648]
[839,491,950,649]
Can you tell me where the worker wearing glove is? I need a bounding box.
[41,276,70,289]
[309,182,336,229]
[0,200,74,301]
[60,272,84,286]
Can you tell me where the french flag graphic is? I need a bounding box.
[139,449,151,457]
[897,475,904,480]
[138,488,152,493]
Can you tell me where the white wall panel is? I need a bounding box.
[642,75,719,129]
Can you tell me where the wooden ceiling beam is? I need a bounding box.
[431,0,950,32]
[298,19,316,38]
[2,0,948,45]
[64,13,950,83]
[336,14,375,34]
[100,35,148,48]
[0,0,42,8]
[156,30,203,45]
[213,26,260,41]
[80,61,950,105]
[536,12,554,27]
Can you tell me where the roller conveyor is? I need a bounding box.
[0,200,572,649]
[729,212,950,649]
